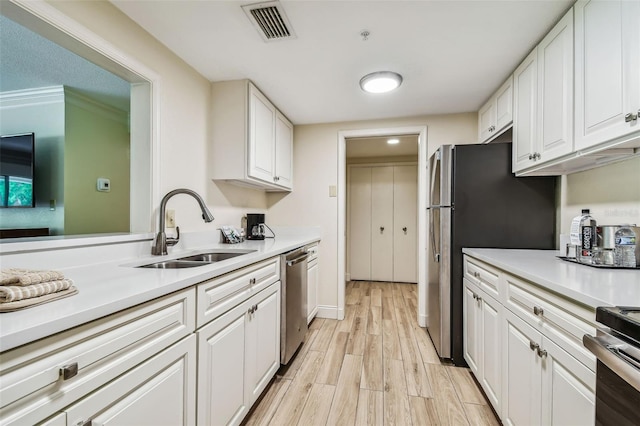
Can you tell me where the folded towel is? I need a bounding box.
[0,279,75,303]
[0,286,78,312]
[0,268,66,286]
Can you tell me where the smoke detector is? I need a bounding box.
[242,1,296,42]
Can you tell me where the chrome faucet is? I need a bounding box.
[152,188,214,255]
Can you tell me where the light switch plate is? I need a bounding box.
[97,178,110,192]
[166,209,176,228]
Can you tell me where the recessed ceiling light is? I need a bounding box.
[359,71,403,94]
[387,138,400,145]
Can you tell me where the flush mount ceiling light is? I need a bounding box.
[387,138,400,145]
[359,71,403,94]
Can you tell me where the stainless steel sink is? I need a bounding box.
[178,252,248,262]
[138,260,210,269]
[137,250,256,269]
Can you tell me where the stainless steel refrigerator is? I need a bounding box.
[427,143,556,366]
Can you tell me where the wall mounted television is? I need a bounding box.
[0,132,35,208]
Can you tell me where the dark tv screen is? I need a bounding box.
[0,133,35,208]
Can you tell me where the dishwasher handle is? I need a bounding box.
[286,253,310,267]
[583,333,640,392]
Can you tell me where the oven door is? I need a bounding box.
[584,331,640,426]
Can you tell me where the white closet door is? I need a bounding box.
[393,165,418,283]
[349,167,372,280]
[371,166,394,281]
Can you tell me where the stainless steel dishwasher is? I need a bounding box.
[280,247,309,364]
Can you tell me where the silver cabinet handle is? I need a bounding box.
[249,277,256,285]
[533,306,544,316]
[402,227,407,234]
[535,153,541,160]
[528,154,534,160]
[529,341,540,351]
[537,347,548,358]
[625,112,638,122]
[473,271,480,278]
[60,362,79,380]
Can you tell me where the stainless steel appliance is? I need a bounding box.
[247,213,266,240]
[427,143,556,365]
[584,307,640,425]
[280,246,309,364]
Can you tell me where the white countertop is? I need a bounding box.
[0,229,320,352]
[462,248,640,309]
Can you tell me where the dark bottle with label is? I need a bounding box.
[578,209,596,264]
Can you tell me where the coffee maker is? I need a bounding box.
[246,213,266,240]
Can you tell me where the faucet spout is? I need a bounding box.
[152,188,214,255]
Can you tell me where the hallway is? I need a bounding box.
[243,281,500,425]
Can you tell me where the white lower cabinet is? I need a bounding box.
[463,278,503,413]
[503,310,595,426]
[307,243,319,324]
[463,254,595,426]
[64,335,197,426]
[197,282,280,426]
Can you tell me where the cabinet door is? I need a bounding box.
[537,8,574,163]
[575,0,640,150]
[478,98,496,142]
[65,335,196,426]
[349,167,372,280]
[307,259,319,324]
[512,48,538,173]
[479,291,503,414]
[274,111,293,189]
[540,337,595,426]
[495,76,514,133]
[197,306,248,426]
[392,165,417,283]
[245,286,281,404]
[371,166,394,281]
[502,310,542,426]
[248,84,276,183]
[463,279,481,375]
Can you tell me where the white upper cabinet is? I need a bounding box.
[211,80,293,191]
[248,85,276,184]
[274,111,293,189]
[574,0,640,151]
[537,8,574,162]
[513,8,574,173]
[479,76,513,143]
[513,49,538,172]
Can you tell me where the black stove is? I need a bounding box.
[596,306,640,343]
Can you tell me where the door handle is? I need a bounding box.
[402,227,407,234]
[380,226,384,233]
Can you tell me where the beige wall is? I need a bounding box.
[267,113,478,310]
[559,156,640,235]
[49,0,266,234]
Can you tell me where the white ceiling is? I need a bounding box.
[112,0,573,125]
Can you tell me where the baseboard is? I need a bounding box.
[316,305,339,320]
[418,313,427,328]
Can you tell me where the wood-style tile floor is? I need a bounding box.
[243,281,501,426]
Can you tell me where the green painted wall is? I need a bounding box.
[64,92,130,235]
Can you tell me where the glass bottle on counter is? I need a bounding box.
[614,225,637,268]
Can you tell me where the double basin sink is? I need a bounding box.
[138,249,256,269]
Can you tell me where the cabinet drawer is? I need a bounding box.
[64,335,196,426]
[505,274,596,370]
[197,257,280,328]
[0,289,195,426]
[464,256,501,300]
[306,243,319,262]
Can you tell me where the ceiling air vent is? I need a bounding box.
[242,1,296,42]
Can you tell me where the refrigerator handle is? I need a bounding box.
[429,207,439,262]
[429,153,439,204]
